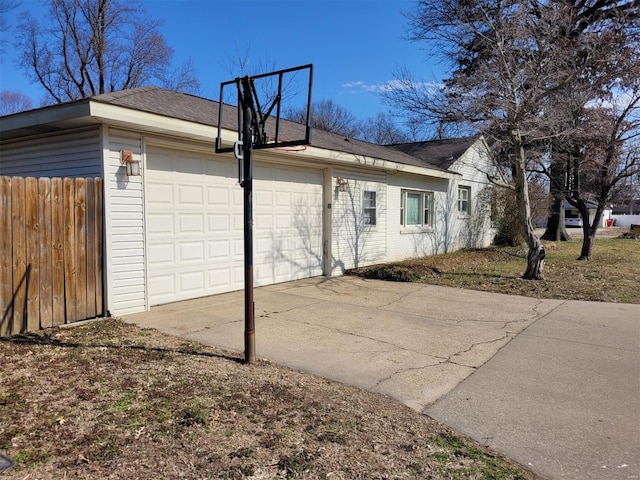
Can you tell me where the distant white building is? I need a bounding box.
[563,200,613,228]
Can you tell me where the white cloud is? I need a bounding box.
[587,88,639,113]
[341,79,443,94]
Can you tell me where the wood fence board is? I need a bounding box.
[51,178,65,326]
[1,176,104,336]
[63,178,76,323]
[11,177,27,334]
[0,177,12,336]
[26,177,40,332]
[95,178,104,316]
[85,179,97,318]
[74,178,87,322]
[38,178,53,328]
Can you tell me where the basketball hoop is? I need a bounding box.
[214,64,314,365]
[216,64,314,154]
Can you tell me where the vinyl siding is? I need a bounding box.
[331,168,387,274]
[0,128,102,177]
[386,173,451,261]
[386,143,493,261]
[448,143,494,249]
[104,128,146,315]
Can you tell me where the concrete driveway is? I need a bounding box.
[124,276,640,480]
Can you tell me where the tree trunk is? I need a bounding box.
[578,230,595,260]
[512,130,545,279]
[576,201,605,260]
[542,194,572,241]
[523,242,546,278]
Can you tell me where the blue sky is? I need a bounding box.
[0,0,445,121]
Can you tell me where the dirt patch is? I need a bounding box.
[0,320,540,479]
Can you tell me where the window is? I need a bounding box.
[401,190,433,227]
[458,186,471,214]
[363,190,376,225]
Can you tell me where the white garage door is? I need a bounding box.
[145,145,324,306]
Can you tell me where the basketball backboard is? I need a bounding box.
[215,64,313,153]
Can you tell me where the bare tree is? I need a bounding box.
[14,0,199,103]
[287,100,413,144]
[0,0,20,61]
[0,90,32,114]
[358,112,411,144]
[566,96,640,259]
[385,0,638,279]
[537,1,639,246]
[286,99,360,138]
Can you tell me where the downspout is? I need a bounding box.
[323,167,333,276]
[99,124,113,317]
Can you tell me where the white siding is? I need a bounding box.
[448,142,494,249]
[104,128,146,315]
[384,144,493,263]
[331,168,387,274]
[386,173,451,261]
[0,128,102,177]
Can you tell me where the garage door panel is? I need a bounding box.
[275,191,290,207]
[255,189,273,206]
[208,240,231,259]
[232,239,244,257]
[150,275,175,297]
[177,185,204,205]
[147,213,174,234]
[179,271,205,292]
[206,159,235,177]
[207,213,231,232]
[207,186,231,205]
[178,214,204,234]
[232,189,243,206]
[255,214,274,231]
[178,241,204,262]
[148,243,175,265]
[232,214,244,232]
[147,183,174,204]
[146,145,323,306]
[208,268,231,287]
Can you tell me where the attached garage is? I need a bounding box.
[1,86,492,320]
[145,144,323,306]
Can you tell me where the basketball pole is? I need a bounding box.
[241,77,256,365]
[216,66,313,365]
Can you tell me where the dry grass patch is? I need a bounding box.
[350,235,639,304]
[0,320,540,479]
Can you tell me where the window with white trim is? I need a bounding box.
[401,190,433,227]
[458,186,471,215]
[363,190,377,225]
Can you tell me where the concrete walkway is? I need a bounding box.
[124,276,640,480]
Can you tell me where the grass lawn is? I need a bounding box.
[2,232,635,479]
[349,236,640,304]
[0,320,540,480]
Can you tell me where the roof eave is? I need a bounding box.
[291,146,460,180]
[0,101,94,140]
[2,100,460,180]
[89,101,218,143]
[91,102,459,179]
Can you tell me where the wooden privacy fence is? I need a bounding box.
[1,176,104,337]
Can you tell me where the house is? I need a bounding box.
[563,200,612,228]
[0,87,494,317]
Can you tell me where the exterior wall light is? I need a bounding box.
[120,150,140,176]
[336,176,349,192]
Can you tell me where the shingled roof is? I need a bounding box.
[90,87,471,173]
[385,136,481,170]
[1,86,480,174]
